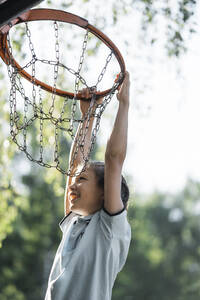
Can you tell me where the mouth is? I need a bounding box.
[69,193,79,202]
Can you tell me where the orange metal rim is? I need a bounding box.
[0,8,126,100]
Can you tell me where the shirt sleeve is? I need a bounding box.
[99,206,131,240]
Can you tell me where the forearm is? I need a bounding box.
[105,101,129,163]
[103,71,130,215]
[65,116,94,215]
[69,116,95,172]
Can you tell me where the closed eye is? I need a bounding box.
[78,176,87,181]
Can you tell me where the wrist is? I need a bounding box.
[81,115,95,128]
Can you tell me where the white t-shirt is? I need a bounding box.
[45,206,131,300]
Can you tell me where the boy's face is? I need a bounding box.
[68,167,104,216]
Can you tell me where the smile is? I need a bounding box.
[69,193,79,202]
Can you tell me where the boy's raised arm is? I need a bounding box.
[64,89,100,215]
[104,71,130,215]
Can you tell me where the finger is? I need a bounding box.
[117,84,121,91]
[117,71,129,90]
[114,73,120,83]
[86,89,90,98]
[80,88,90,99]
[125,70,130,78]
[123,71,130,83]
[121,73,130,91]
[96,92,104,104]
[80,88,86,98]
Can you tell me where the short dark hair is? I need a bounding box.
[89,161,129,210]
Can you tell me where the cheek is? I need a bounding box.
[80,183,89,194]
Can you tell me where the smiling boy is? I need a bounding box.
[45,71,131,300]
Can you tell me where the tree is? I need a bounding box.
[0,81,24,248]
[0,0,198,243]
[113,179,200,300]
[0,0,199,299]
[0,168,65,300]
[1,175,200,299]
[44,0,197,57]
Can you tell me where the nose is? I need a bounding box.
[68,181,76,191]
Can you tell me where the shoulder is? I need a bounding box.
[99,206,131,240]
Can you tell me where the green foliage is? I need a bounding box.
[134,0,197,56]
[113,180,200,300]
[0,285,25,300]
[0,1,199,299]
[0,88,23,247]
[42,0,197,57]
[0,167,65,300]
[1,174,200,299]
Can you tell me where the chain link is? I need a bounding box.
[95,51,113,87]
[5,21,122,176]
[25,22,37,59]
[39,87,44,162]
[49,21,60,116]
[69,29,89,136]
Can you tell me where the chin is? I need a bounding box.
[71,207,83,215]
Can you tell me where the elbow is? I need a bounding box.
[105,150,125,165]
[105,139,127,165]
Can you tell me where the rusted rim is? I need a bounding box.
[0,8,126,100]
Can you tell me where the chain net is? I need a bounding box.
[4,20,122,176]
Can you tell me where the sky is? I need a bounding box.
[126,46,200,194]
[72,0,200,195]
[125,7,200,194]
[91,0,200,195]
[1,0,200,195]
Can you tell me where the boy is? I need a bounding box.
[45,71,131,300]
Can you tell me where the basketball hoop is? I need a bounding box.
[0,8,126,175]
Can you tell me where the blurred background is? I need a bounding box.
[0,0,200,299]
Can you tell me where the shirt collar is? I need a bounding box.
[59,212,94,232]
[78,214,93,221]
